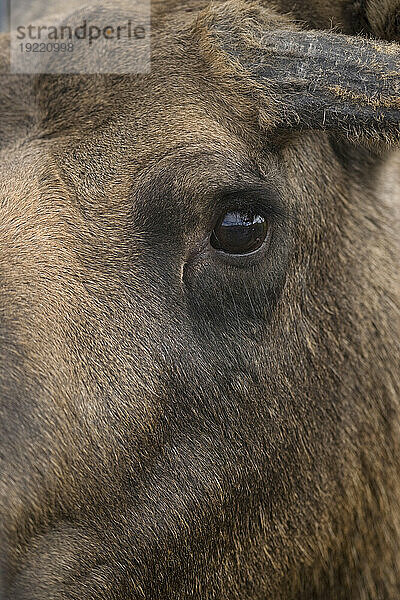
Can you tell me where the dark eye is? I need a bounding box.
[210,211,268,255]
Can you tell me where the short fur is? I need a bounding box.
[0,0,399,598]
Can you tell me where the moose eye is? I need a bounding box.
[210,211,268,255]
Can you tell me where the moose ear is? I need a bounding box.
[196,1,400,144]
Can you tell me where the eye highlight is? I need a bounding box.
[210,211,268,255]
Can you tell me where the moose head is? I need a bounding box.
[0,0,399,598]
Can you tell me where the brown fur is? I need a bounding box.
[0,0,399,598]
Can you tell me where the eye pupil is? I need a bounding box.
[210,211,268,255]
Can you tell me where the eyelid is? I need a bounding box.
[219,182,282,208]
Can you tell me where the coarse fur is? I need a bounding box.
[0,0,399,598]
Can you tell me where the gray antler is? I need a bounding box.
[254,30,400,138]
[201,1,400,142]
